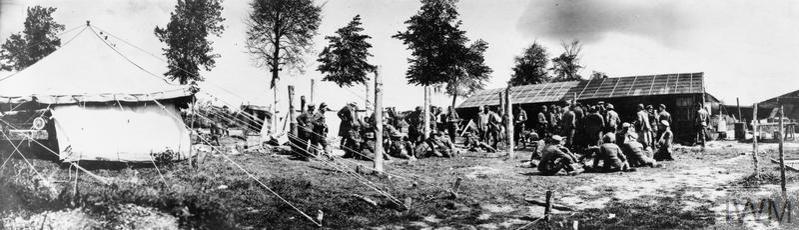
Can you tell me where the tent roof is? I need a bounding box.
[458,72,707,108]
[0,25,192,104]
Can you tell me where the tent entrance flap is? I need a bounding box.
[51,103,192,162]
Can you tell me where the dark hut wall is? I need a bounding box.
[455,73,716,142]
[456,93,710,141]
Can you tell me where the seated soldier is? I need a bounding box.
[538,135,584,176]
[654,120,675,161]
[415,131,457,158]
[620,134,659,168]
[385,123,415,159]
[527,131,545,160]
[592,134,631,172]
[464,126,497,153]
[360,122,390,161]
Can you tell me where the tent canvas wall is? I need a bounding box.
[0,25,194,162]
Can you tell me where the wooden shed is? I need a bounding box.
[456,72,720,141]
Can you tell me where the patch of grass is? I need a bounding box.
[528,190,716,229]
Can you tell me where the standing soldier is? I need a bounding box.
[514,105,528,146]
[548,104,561,138]
[572,103,585,149]
[476,105,490,143]
[434,106,445,133]
[408,106,424,144]
[695,103,709,148]
[487,106,503,149]
[311,103,333,154]
[634,104,653,150]
[583,105,605,147]
[561,103,576,149]
[646,105,658,148]
[338,102,362,158]
[537,105,549,138]
[296,104,316,154]
[444,106,461,143]
[605,103,621,133]
[656,104,672,140]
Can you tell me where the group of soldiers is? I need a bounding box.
[291,99,711,177]
[531,102,711,176]
[293,102,464,161]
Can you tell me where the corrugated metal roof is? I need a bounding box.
[457,72,705,108]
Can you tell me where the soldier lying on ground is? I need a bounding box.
[415,131,458,158]
[538,135,584,176]
[463,127,496,153]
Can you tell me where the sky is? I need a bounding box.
[2,0,799,112]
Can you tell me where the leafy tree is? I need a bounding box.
[445,39,491,108]
[395,0,488,138]
[245,0,322,89]
[245,0,321,135]
[550,40,583,82]
[0,6,65,71]
[317,15,377,87]
[509,42,549,86]
[154,0,225,85]
[393,0,471,87]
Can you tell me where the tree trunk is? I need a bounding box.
[423,86,430,140]
[374,69,383,172]
[451,91,458,110]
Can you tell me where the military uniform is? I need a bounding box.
[338,104,362,158]
[594,143,628,172]
[514,109,528,145]
[311,103,332,153]
[538,142,581,176]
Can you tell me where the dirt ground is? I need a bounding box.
[2,138,799,229]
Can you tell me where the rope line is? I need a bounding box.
[196,103,454,194]
[0,132,46,181]
[0,140,25,171]
[192,107,407,208]
[149,99,323,227]
[0,25,89,83]
[0,118,109,184]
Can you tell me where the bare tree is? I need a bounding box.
[550,40,583,82]
[245,0,322,135]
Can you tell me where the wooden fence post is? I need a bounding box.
[752,103,759,177]
[506,86,515,158]
[374,69,384,172]
[288,85,296,136]
[545,190,553,222]
[779,105,786,197]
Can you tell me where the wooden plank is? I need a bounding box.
[771,158,799,172]
[577,78,593,99]
[609,78,621,97]
[626,76,639,96]
[648,75,658,95]
[6,130,48,140]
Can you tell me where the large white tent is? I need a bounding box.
[0,25,194,162]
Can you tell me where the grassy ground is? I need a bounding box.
[1,139,795,229]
